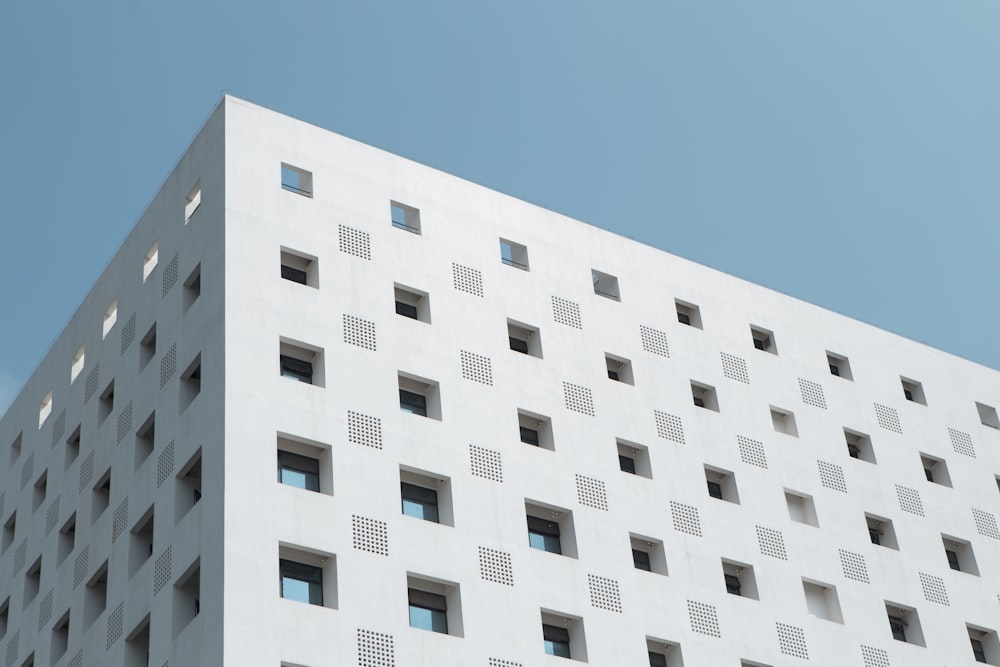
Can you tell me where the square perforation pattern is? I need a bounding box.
[120,312,136,355]
[348,411,383,449]
[352,515,389,556]
[161,254,179,297]
[160,343,177,388]
[874,403,902,434]
[756,525,787,560]
[655,411,685,443]
[817,459,847,493]
[45,496,61,535]
[84,364,100,404]
[948,427,976,457]
[776,622,809,659]
[51,409,66,448]
[478,546,513,586]
[339,224,372,260]
[737,435,767,468]
[112,497,129,542]
[860,645,891,667]
[157,441,175,487]
[671,501,702,536]
[551,295,582,328]
[895,484,924,516]
[563,382,595,416]
[358,629,394,667]
[640,324,670,357]
[687,600,721,637]
[67,651,83,667]
[461,350,493,386]
[106,602,124,648]
[452,262,483,296]
[470,445,503,482]
[576,474,608,511]
[79,451,95,492]
[721,351,750,384]
[116,400,133,445]
[489,660,522,667]
[798,378,827,409]
[972,508,1000,540]
[37,589,53,631]
[918,572,949,605]
[73,548,90,588]
[20,451,34,489]
[838,549,869,583]
[154,546,173,594]
[588,574,622,612]
[6,632,18,667]
[343,314,377,351]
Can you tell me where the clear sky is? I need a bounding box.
[1,1,999,413]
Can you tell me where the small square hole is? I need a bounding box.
[606,354,634,384]
[281,163,313,197]
[280,248,318,287]
[390,201,421,234]
[398,372,441,420]
[866,513,898,549]
[785,490,819,527]
[826,351,853,380]
[617,439,651,478]
[517,409,554,450]
[750,326,777,354]
[901,377,926,405]
[592,269,620,301]
[691,381,718,411]
[770,406,798,436]
[630,534,667,575]
[394,284,430,323]
[184,181,202,222]
[976,402,1000,429]
[500,238,529,270]
[103,300,118,339]
[143,242,159,282]
[508,320,542,358]
[675,299,702,328]
[920,453,951,487]
[844,428,876,463]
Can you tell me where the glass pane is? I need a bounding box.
[544,640,571,658]
[281,468,309,489]
[282,576,311,603]
[409,605,448,633]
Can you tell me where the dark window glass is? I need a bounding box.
[904,389,914,401]
[869,528,881,545]
[399,389,427,416]
[395,301,418,320]
[401,482,439,522]
[278,451,320,492]
[619,455,636,474]
[280,355,313,384]
[509,337,529,354]
[519,426,540,446]
[543,624,571,658]
[753,337,765,350]
[280,559,323,605]
[693,396,705,408]
[889,616,907,642]
[281,265,308,285]
[829,363,841,376]
[972,638,987,663]
[677,312,691,325]
[608,370,620,381]
[648,651,668,667]
[527,516,561,554]
[848,444,860,459]
[707,481,723,500]
[632,549,651,572]
[408,589,447,633]
[724,574,742,596]
[924,467,934,482]
[946,549,961,571]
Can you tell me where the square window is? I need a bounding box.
[184,181,202,221]
[518,409,554,450]
[84,562,108,629]
[172,558,201,635]
[401,482,439,523]
[675,299,702,328]
[784,490,819,527]
[508,320,542,358]
[500,238,529,270]
[866,513,898,549]
[38,390,53,429]
[183,263,201,311]
[51,609,70,662]
[722,559,759,600]
[280,339,324,386]
[394,284,430,323]
[528,515,561,554]
[103,300,118,339]
[92,470,111,524]
[826,351,853,380]
[32,470,47,511]
[630,534,667,575]
[140,323,157,371]
[541,611,586,661]
[526,501,576,557]
[98,380,115,424]
[281,163,313,197]
[844,428,876,463]
[977,402,1000,429]
[770,406,798,437]
[128,506,154,577]
[277,434,331,494]
[592,269,620,301]
[617,439,651,478]
[750,325,777,354]
[691,381,718,411]
[390,201,421,234]
[143,242,159,282]
[398,372,440,419]
[280,248,318,287]
[65,426,80,469]
[901,377,927,405]
[802,578,842,622]
[632,548,650,570]
[407,575,461,636]
[8,433,21,465]
[180,354,202,410]
[175,448,202,521]
[942,534,979,575]
[135,412,155,469]
[400,468,453,525]
[543,623,571,657]
[920,453,951,487]
[967,625,999,665]
[57,514,76,565]
[646,638,682,667]
[885,602,925,646]
[280,559,324,605]
[2,513,14,552]
[705,466,740,504]
[606,354,634,384]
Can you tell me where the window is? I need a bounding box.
[129,506,154,576]
[725,573,742,596]
[885,602,925,646]
[500,238,529,270]
[180,354,202,410]
[407,575,461,636]
[606,354,634,384]
[83,561,108,629]
[401,482,438,522]
[278,451,320,492]
[65,426,80,468]
[280,559,324,605]
[518,410,553,450]
[967,625,998,665]
[646,638,682,667]
[866,513,898,549]
[176,448,202,521]
[401,468,453,525]
[901,377,926,405]
[540,611,586,661]
[32,471,47,511]
[508,320,542,357]
[24,556,41,603]
[942,535,979,575]
[1,513,13,553]
[183,263,201,311]
[135,412,155,469]
[390,201,420,234]
[617,439,651,478]
[705,466,739,504]
[8,432,21,465]
[0,598,7,639]
[173,559,201,635]
[632,548,651,571]
[280,339,324,386]
[844,428,875,463]
[394,284,430,322]
[784,490,819,527]
[280,249,317,287]
[722,559,759,600]
[691,381,718,410]
[826,351,853,380]
[71,345,85,383]
[770,406,798,436]
[526,501,576,557]
[277,434,330,494]
[92,469,111,523]
[124,615,150,667]
[592,269,620,301]
[57,514,76,564]
[750,325,777,354]
[630,534,667,575]
[973,639,988,664]
[946,548,960,570]
[281,163,312,197]
[184,181,201,221]
[920,453,951,487]
[98,380,115,424]
[543,624,571,657]
[976,402,1000,429]
[802,579,842,622]
[140,323,156,370]
[143,242,159,282]
[51,610,70,663]
[38,390,52,428]
[398,372,440,419]
[103,300,118,339]
[648,651,667,667]
[675,299,702,328]
[528,516,561,554]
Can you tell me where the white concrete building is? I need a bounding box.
[2,96,1000,667]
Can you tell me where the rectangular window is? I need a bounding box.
[520,426,540,446]
[281,163,313,197]
[396,301,418,319]
[281,264,307,284]
[184,181,202,221]
[707,481,723,500]
[401,482,439,523]
[592,269,620,301]
[648,651,668,667]
[399,389,427,417]
[278,451,320,492]
[632,549,651,572]
[280,355,313,384]
[527,516,562,554]
[972,638,987,663]
[675,299,702,328]
[725,574,742,596]
[391,201,421,234]
[395,285,430,322]
[500,238,529,270]
[619,454,637,475]
[280,559,323,605]
[889,616,906,642]
[408,589,447,633]
[543,624,572,658]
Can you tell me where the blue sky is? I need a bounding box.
[1,1,999,413]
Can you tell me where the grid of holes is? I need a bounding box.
[157,441,175,487]
[162,254,179,298]
[720,352,750,384]
[45,496,61,536]
[84,364,100,404]
[20,452,34,489]
[112,498,129,542]
[37,589,53,631]
[0,492,4,519]
[120,313,136,356]
[798,378,827,409]
[738,435,767,468]
[116,400,133,445]
[68,651,83,667]
[339,224,372,260]
[874,403,902,434]
[817,460,847,493]
[5,632,18,667]
[489,660,522,667]
[352,515,389,556]
[343,314,377,351]
[551,295,582,329]
[670,501,702,536]
[860,645,891,667]
[576,474,608,511]
[895,484,924,516]
[79,451,95,492]
[452,262,483,296]
[776,622,809,659]
[640,325,670,357]
[461,350,494,386]
[655,411,685,443]
[106,602,124,649]
[154,546,173,594]
[160,343,177,388]
[756,525,787,560]
[51,409,66,448]
[348,411,383,449]
[470,445,503,482]
[948,427,976,457]
[588,574,623,613]
[918,572,949,605]
[478,546,514,586]
[73,548,90,589]
[563,382,595,416]
[357,629,395,667]
[838,549,869,583]
[7,543,21,574]
[687,600,721,637]
[972,508,1000,540]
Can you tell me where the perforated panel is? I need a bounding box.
[798,378,827,409]
[640,325,670,357]
[112,497,129,542]
[470,445,503,482]
[721,352,750,384]
[756,525,787,560]
[489,660,522,667]
[551,295,582,328]
[358,629,395,667]
[575,474,608,511]
[655,411,685,443]
[348,411,383,449]
[563,382,595,416]
[670,501,702,536]
[51,409,66,448]
[452,262,483,296]
[776,622,808,659]
[895,484,924,516]
[860,645,891,667]
[67,650,83,667]
[737,435,767,468]
[106,602,124,648]
[339,224,372,260]
[588,574,622,612]
[20,452,34,489]
[838,549,869,583]
[461,350,494,385]
[478,546,513,586]
[157,440,175,487]
[162,254,179,297]
[352,515,389,556]
[918,572,949,605]
[874,403,902,434]
[120,312,136,355]
[79,451,95,492]
[73,548,90,589]
[160,343,177,388]
[45,496,61,536]
[84,364,100,404]
[687,600,720,637]
[154,546,172,594]
[116,400,133,445]
[5,631,18,667]
[972,508,1000,540]
[343,314,377,351]
[37,589,53,630]
[817,460,847,493]
[948,427,976,457]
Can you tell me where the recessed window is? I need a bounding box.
[98,380,115,424]
[398,372,440,420]
[508,320,542,358]
[722,559,759,600]
[543,623,571,658]
[901,377,926,405]
[976,402,1000,429]
[691,381,718,411]
[631,534,667,575]
[0,598,9,639]
[920,453,951,487]
[942,535,979,575]
[277,434,331,494]
[8,433,21,465]
[57,514,76,565]
[826,351,852,380]
[173,559,201,635]
[135,412,155,469]
[140,323,156,370]
[128,506,154,577]
[885,602,925,646]
[183,263,201,311]
[280,249,318,287]
[103,300,118,339]
[71,346,85,383]
[1,513,14,553]
[281,163,313,197]
[646,638,682,667]
[408,588,448,633]
[124,615,150,667]
[390,201,420,234]
[180,354,202,410]
[770,406,798,437]
[500,238,529,270]
[65,426,80,469]
[675,299,702,328]
[175,448,202,521]
[750,326,777,354]
[24,556,42,603]
[617,439,651,478]
[280,339,324,386]
[518,409,553,450]
[184,181,202,222]
[84,561,108,629]
[541,611,586,661]
[401,467,453,525]
[278,545,336,609]
[592,270,620,301]
[604,353,634,384]
[866,513,898,549]
[38,390,53,429]
[967,625,999,665]
[526,501,576,557]
[844,428,875,463]
[784,490,819,527]
[92,469,111,524]
[705,466,739,504]
[32,470,47,511]
[394,284,430,323]
[401,482,438,522]
[143,242,159,282]
[802,579,842,622]
[51,609,70,662]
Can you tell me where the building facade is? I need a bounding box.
[1,96,999,667]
